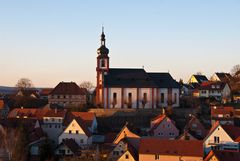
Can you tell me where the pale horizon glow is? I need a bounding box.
[1,1,240,87]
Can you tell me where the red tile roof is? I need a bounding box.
[39,88,53,96]
[199,81,226,90]
[211,106,234,117]
[8,108,49,120]
[139,138,203,157]
[71,112,95,127]
[221,125,240,142]
[204,150,240,161]
[149,114,176,134]
[44,109,66,118]
[49,82,86,95]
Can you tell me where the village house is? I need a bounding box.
[41,109,67,144]
[58,114,95,147]
[211,106,235,126]
[188,74,209,85]
[55,138,81,156]
[210,72,233,83]
[107,137,139,161]
[149,114,179,139]
[113,123,140,145]
[139,138,204,161]
[198,81,231,102]
[15,89,40,98]
[48,82,87,108]
[184,114,208,139]
[203,122,240,154]
[95,29,180,109]
[204,150,240,161]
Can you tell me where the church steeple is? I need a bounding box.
[101,26,106,46]
[97,26,109,55]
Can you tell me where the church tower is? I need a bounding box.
[96,27,109,106]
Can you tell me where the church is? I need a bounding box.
[96,28,180,109]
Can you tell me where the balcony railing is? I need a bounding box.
[208,140,239,149]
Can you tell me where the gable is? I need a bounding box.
[63,119,86,135]
[114,126,139,144]
[204,125,234,144]
[118,150,135,161]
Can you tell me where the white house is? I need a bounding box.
[41,109,67,144]
[95,29,180,109]
[198,81,231,102]
[203,122,240,154]
[58,118,93,146]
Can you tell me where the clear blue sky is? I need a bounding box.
[1,0,240,87]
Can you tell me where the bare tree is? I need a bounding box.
[231,64,240,78]
[16,78,33,90]
[79,81,95,92]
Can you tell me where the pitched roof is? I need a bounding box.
[8,108,51,120]
[49,82,86,95]
[16,89,39,97]
[211,106,234,117]
[29,127,46,143]
[60,139,81,154]
[104,68,180,88]
[39,88,53,96]
[74,117,92,137]
[148,73,180,88]
[205,122,240,142]
[44,109,66,118]
[204,150,240,161]
[104,68,157,88]
[139,138,203,157]
[221,125,240,142]
[193,75,208,83]
[71,112,96,127]
[199,81,227,90]
[215,72,233,83]
[113,123,140,144]
[149,114,177,134]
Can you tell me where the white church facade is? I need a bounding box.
[95,28,180,109]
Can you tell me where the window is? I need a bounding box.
[67,150,70,153]
[59,119,61,122]
[101,59,105,67]
[80,139,84,143]
[143,93,147,102]
[125,154,129,159]
[113,93,117,104]
[49,125,52,128]
[76,130,79,134]
[161,93,164,103]
[155,154,160,160]
[69,130,72,134]
[214,136,219,143]
[173,93,177,104]
[128,93,132,103]
[52,118,55,122]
